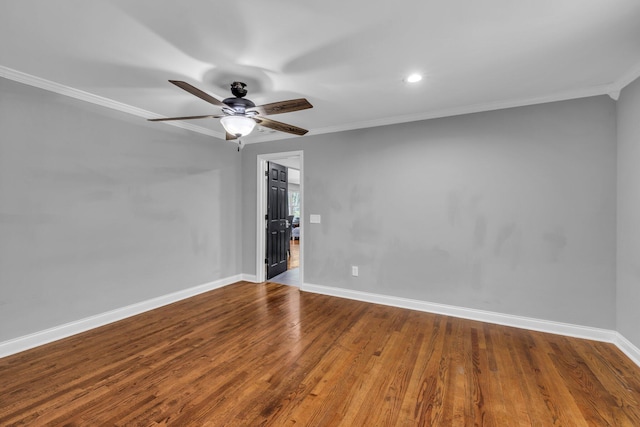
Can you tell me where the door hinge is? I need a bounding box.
[265,214,268,220]
[265,258,268,264]
[265,170,269,177]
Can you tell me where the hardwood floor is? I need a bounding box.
[288,238,299,269]
[1,281,639,426]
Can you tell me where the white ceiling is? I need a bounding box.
[2,0,640,144]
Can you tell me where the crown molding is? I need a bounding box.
[4,63,640,145]
[242,83,615,144]
[309,83,616,138]
[0,66,223,139]
[611,59,640,93]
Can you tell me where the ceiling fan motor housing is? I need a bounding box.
[223,97,256,115]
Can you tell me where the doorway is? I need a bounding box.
[256,151,303,286]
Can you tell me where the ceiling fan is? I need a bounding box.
[148,80,313,141]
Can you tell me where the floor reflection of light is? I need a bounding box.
[287,289,302,356]
[250,284,304,364]
[255,282,268,319]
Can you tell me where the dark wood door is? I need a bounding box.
[266,162,289,279]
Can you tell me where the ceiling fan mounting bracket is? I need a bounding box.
[230,81,248,98]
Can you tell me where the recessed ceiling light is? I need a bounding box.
[406,73,422,83]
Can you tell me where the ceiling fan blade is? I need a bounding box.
[147,114,223,122]
[254,117,309,136]
[248,98,313,116]
[169,80,227,107]
[226,132,238,140]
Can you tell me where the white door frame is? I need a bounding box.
[256,151,304,285]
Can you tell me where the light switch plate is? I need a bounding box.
[310,214,321,224]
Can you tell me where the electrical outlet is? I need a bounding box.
[351,266,359,277]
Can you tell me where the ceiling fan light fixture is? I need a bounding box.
[220,115,256,137]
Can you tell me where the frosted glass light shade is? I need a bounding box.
[220,115,256,137]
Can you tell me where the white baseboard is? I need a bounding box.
[4,278,639,370]
[612,332,640,368]
[0,66,222,139]
[241,274,259,283]
[301,283,640,368]
[0,274,243,358]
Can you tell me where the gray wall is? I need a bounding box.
[0,78,242,342]
[242,96,617,328]
[617,76,640,348]
[1,74,625,344]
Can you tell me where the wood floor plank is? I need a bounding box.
[1,281,639,426]
[400,315,449,425]
[485,325,533,427]
[579,341,640,426]
[279,306,391,425]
